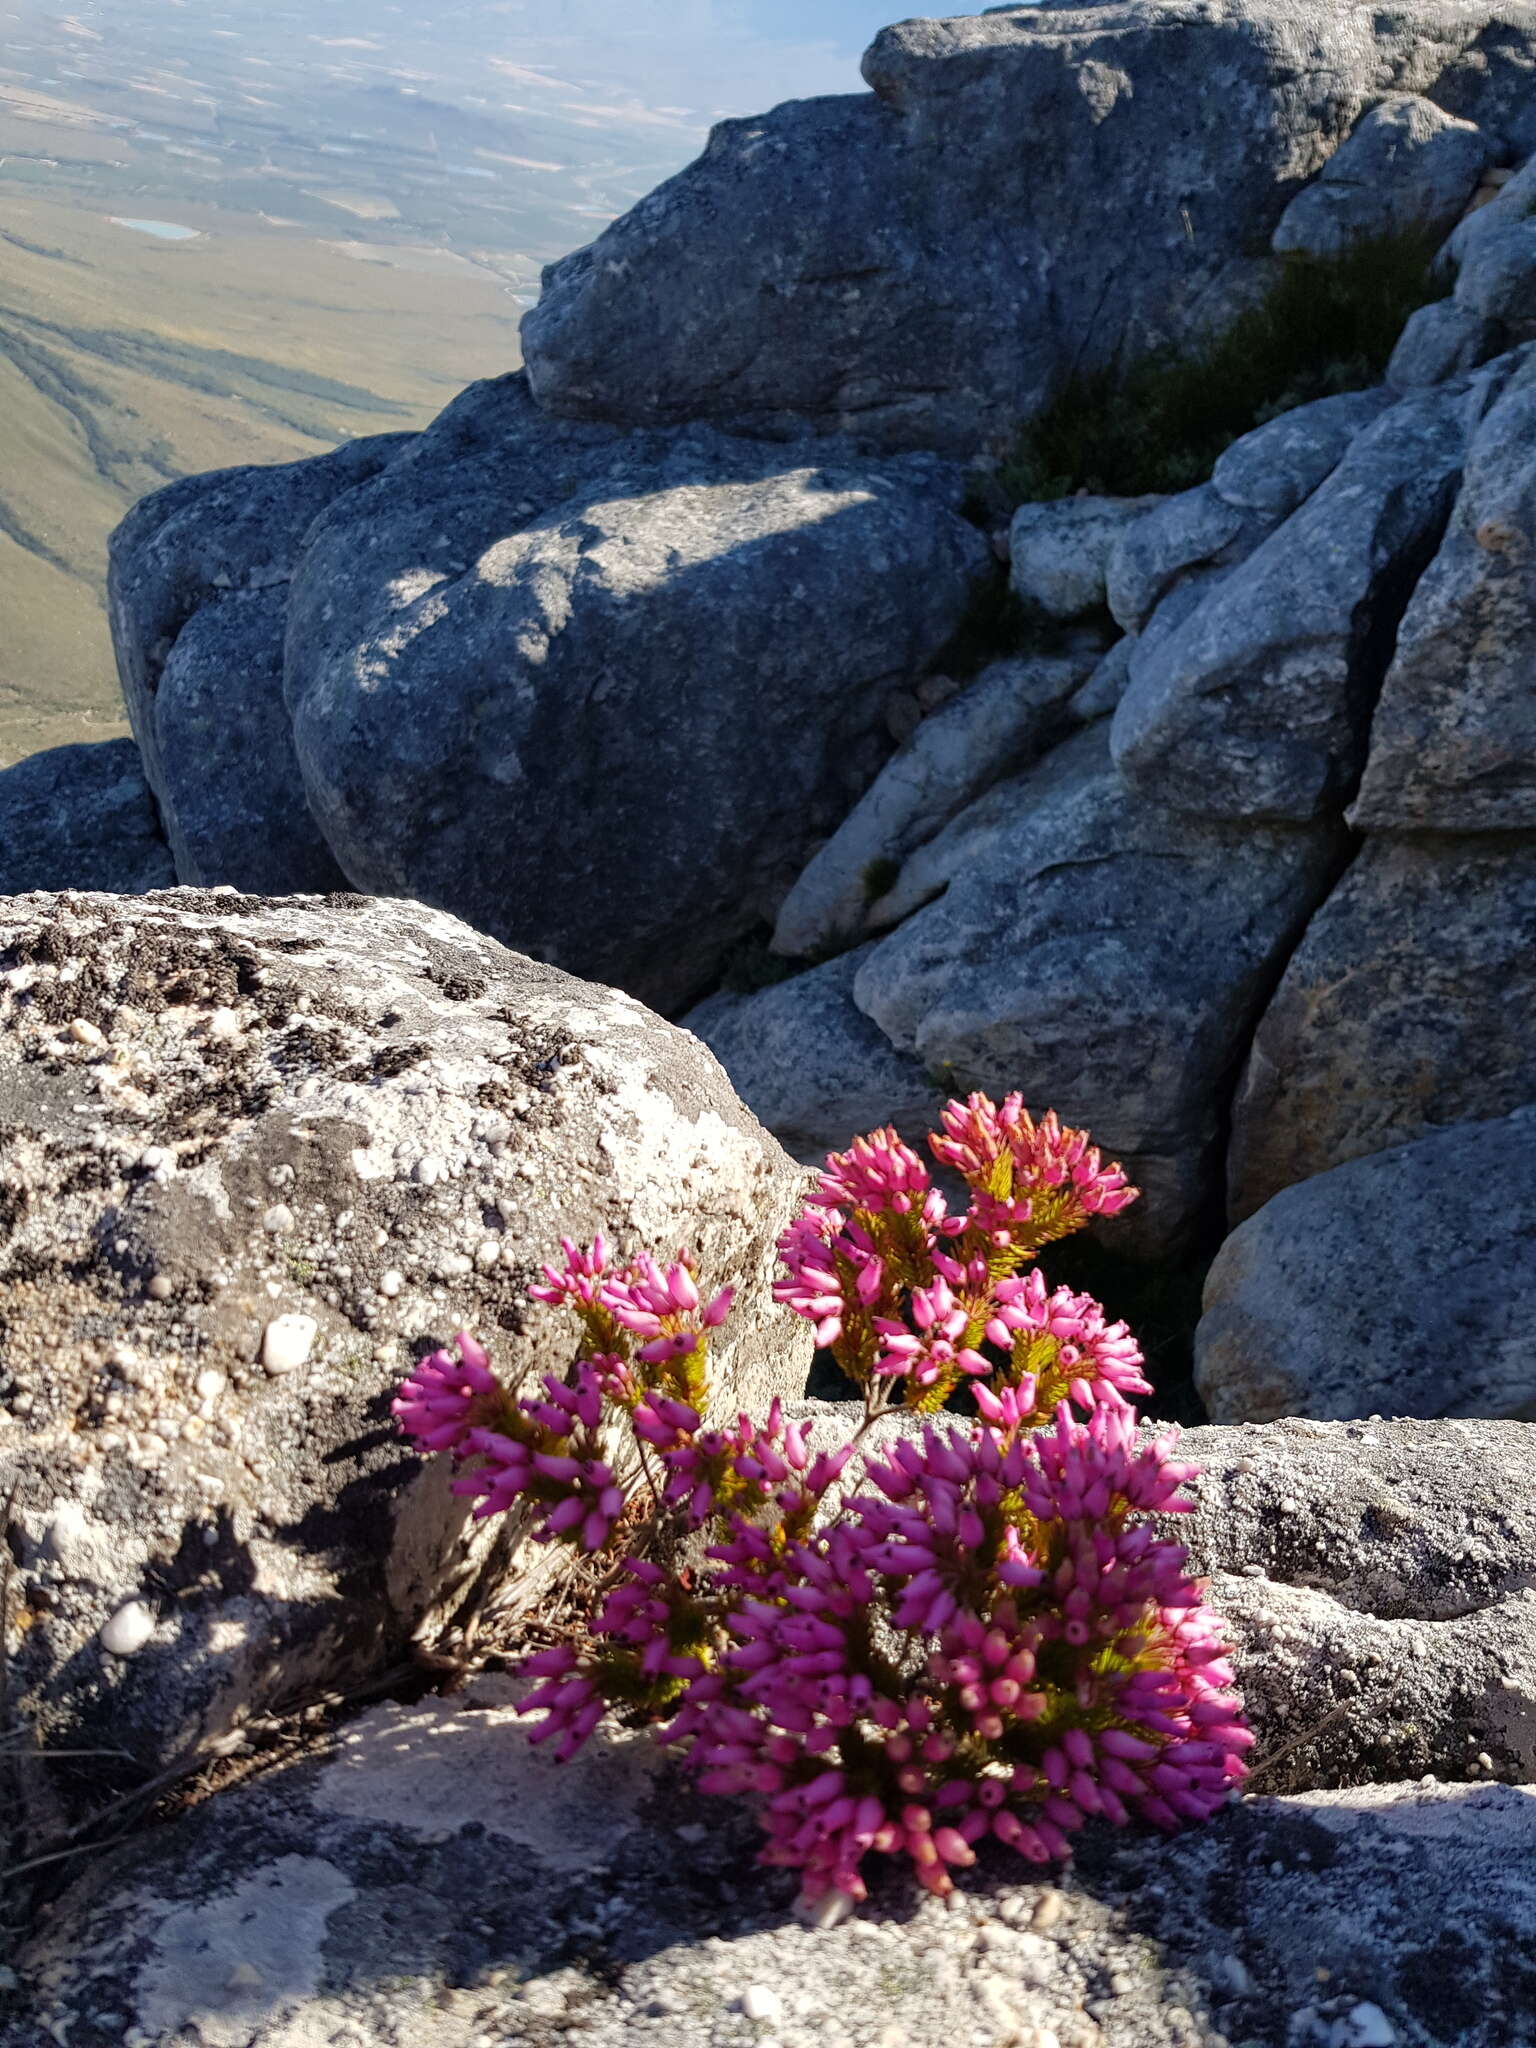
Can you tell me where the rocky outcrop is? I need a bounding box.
[1352,371,1536,830]
[769,650,1098,961]
[11,1414,1536,2048]
[1199,1111,1536,1422]
[520,3,1536,455]
[5,1,1533,1443]
[107,433,412,895]
[848,727,1344,1256]
[0,890,811,1839]
[1227,836,1536,1217]
[1270,94,1489,260]
[1110,371,1513,820]
[0,740,174,896]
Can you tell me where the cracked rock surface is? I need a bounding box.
[1200,1110,1536,1424]
[0,889,810,1840]
[9,1415,1536,2048]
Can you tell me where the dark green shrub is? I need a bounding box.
[992,227,1442,508]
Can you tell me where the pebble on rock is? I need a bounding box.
[261,1313,318,1376]
[100,1600,156,1657]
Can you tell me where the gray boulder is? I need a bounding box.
[1069,633,1136,721]
[1111,378,1495,821]
[1271,94,1490,260]
[281,380,990,1015]
[1454,216,1536,322]
[1208,387,1397,517]
[0,740,174,895]
[0,890,811,1840]
[1200,1110,1536,1424]
[1441,150,1536,274]
[1352,373,1536,830]
[1172,1414,1536,1624]
[770,652,1095,959]
[1104,484,1266,634]
[850,727,1345,1256]
[1387,297,1501,387]
[1009,495,1163,619]
[686,945,946,1166]
[107,433,413,892]
[520,2,1536,456]
[1228,835,1536,1216]
[151,590,347,892]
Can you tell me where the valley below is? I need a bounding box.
[0,0,742,762]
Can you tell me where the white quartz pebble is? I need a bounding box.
[101,1600,155,1657]
[262,1313,318,1376]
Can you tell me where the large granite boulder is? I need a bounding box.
[1271,94,1489,260]
[107,434,412,894]
[0,890,811,1840]
[1111,373,1508,821]
[278,379,990,1015]
[1200,1110,1536,1423]
[0,740,174,896]
[848,728,1345,1257]
[108,377,989,1015]
[11,1414,1536,2048]
[1352,371,1536,831]
[1228,834,1536,1216]
[520,2,1536,455]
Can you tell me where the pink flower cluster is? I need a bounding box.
[775,1096,1148,1419]
[395,1096,1249,1908]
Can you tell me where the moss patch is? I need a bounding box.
[991,228,1441,509]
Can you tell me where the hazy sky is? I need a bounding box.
[462,1,1006,111]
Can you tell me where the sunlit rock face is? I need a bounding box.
[520,1,1536,455]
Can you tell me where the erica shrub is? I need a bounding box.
[394,1092,1250,1908]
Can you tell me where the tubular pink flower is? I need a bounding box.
[930,1092,1139,1242]
[988,1269,1151,1412]
[529,1235,612,1309]
[392,1333,502,1454]
[600,1254,733,1376]
[811,1126,933,1216]
[454,1425,627,1550]
[519,1646,606,1763]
